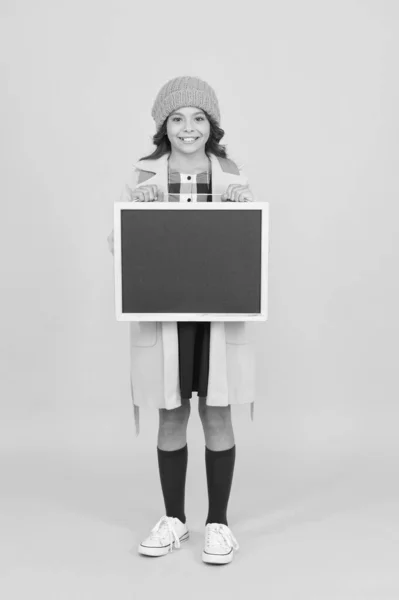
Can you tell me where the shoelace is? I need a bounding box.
[206,523,239,551]
[149,516,181,553]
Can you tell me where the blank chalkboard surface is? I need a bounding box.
[113,203,268,321]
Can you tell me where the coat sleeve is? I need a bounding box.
[107,167,140,255]
[237,163,249,186]
[235,162,259,202]
[119,167,141,202]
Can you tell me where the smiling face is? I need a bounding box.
[166,106,210,158]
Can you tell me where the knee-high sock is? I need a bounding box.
[205,445,236,526]
[157,444,188,524]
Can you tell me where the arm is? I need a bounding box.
[107,167,140,255]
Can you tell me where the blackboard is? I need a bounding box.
[113,203,268,321]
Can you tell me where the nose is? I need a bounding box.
[183,118,196,132]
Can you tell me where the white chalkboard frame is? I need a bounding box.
[113,202,269,322]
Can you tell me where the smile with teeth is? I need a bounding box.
[179,137,199,143]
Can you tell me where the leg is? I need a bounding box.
[198,397,236,527]
[158,397,191,451]
[157,398,191,524]
[198,397,234,451]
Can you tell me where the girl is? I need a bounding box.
[108,76,256,565]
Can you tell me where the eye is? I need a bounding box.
[171,116,205,122]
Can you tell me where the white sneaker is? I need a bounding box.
[202,523,239,564]
[138,515,189,557]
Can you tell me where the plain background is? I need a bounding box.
[1,0,399,598]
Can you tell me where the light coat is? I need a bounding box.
[116,152,256,435]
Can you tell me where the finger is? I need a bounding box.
[231,185,240,202]
[242,187,254,202]
[134,186,150,201]
[224,185,236,201]
[233,184,245,202]
[224,185,233,200]
[237,189,246,202]
[139,187,148,202]
[236,186,248,202]
[229,183,238,199]
[131,187,144,201]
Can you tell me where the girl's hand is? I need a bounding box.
[130,185,164,202]
[221,184,255,202]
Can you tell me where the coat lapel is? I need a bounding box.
[134,153,248,199]
[133,152,248,409]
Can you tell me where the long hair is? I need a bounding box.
[139,110,229,161]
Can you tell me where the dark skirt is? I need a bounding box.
[177,321,210,399]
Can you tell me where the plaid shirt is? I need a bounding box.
[168,162,212,203]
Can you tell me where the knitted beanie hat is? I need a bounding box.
[151,75,221,131]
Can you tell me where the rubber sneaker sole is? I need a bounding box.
[138,530,189,557]
[202,547,234,564]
